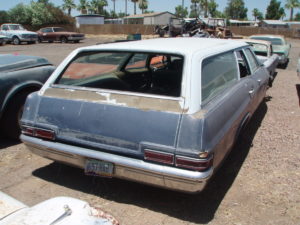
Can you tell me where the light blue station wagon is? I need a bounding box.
[20,38,270,193]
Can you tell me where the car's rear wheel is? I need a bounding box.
[12,37,20,45]
[0,91,32,139]
[60,36,68,43]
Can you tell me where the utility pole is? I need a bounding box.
[182,0,184,18]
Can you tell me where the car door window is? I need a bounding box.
[125,53,147,71]
[201,51,238,105]
[244,48,259,73]
[236,50,251,78]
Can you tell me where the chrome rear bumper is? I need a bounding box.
[21,135,213,193]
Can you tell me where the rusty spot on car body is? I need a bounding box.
[43,88,183,113]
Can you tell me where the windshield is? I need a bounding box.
[53,27,67,32]
[251,37,283,45]
[247,43,268,56]
[8,24,25,30]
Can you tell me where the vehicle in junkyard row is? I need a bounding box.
[21,38,270,193]
[0,191,119,225]
[37,27,85,43]
[0,54,55,139]
[0,35,8,46]
[249,35,290,67]
[241,39,279,85]
[0,24,38,45]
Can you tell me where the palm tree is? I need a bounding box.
[190,0,199,18]
[77,0,90,14]
[199,0,208,18]
[252,8,260,21]
[62,0,76,15]
[112,0,116,16]
[89,0,108,14]
[131,0,139,15]
[139,0,148,14]
[285,0,300,21]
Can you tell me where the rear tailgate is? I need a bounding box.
[22,88,184,158]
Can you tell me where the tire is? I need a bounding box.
[38,37,42,43]
[60,36,68,43]
[12,36,20,45]
[74,40,80,43]
[0,91,32,139]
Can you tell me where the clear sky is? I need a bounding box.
[1,0,299,20]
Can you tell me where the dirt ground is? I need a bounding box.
[0,36,299,225]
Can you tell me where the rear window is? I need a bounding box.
[55,51,184,97]
[201,52,238,105]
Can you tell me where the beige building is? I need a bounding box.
[123,12,177,25]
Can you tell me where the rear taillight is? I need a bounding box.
[22,126,55,140]
[144,149,174,165]
[175,155,213,171]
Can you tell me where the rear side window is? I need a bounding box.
[201,52,238,104]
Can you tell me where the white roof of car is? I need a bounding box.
[80,38,248,57]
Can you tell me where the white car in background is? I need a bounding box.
[0,23,38,45]
[249,35,290,67]
[242,39,279,81]
[0,191,119,225]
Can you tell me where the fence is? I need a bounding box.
[7,23,300,38]
[78,24,156,35]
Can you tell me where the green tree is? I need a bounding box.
[77,0,90,14]
[0,11,10,23]
[252,8,263,21]
[8,2,73,26]
[285,0,300,21]
[139,0,148,14]
[175,5,188,18]
[8,3,31,24]
[131,0,139,15]
[266,0,285,19]
[295,12,300,20]
[112,0,116,16]
[225,0,247,19]
[208,0,218,17]
[62,0,76,15]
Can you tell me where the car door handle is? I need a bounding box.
[249,89,254,94]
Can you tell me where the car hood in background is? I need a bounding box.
[7,30,37,35]
[0,54,52,73]
[53,31,84,36]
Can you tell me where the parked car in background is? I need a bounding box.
[0,24,38,45]
[37,27,85,43]
[0,191,119,225]
[0,35,8,46]
[0,54,55,139]
[241,39,279,82]
[21,38,270,193]
[249,35,290,67]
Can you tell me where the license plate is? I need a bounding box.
[84,159,114,177]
